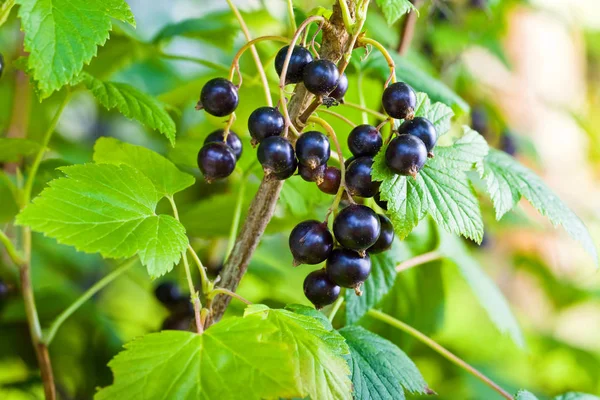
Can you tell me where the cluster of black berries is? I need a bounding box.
[382,82,437,177]
[291,204,395,309]
[154,282,194,330]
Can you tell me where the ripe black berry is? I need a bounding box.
[328,73,348,100]
[275,45,314,84]
[154,282,182,306]
[385,135,427,177]
[382,82,417,120]
[198,142,236,182]
[368,214,394,253]
[326,248,371,289]
[348,124,383,157]
[344,156,355,169]
[345,157,380,198]
[296,131,330,168]
[374,192,388,211]
[333,204,381,251]
[303,269,340,309]
[303,60,340,96]
[289,220,334,265]
[257,136,296,174]
[398,117,437,156]
[248,107,285,143]
[198,78,239,117]
[204,129,243,160]
[299,163,326,184]
[318,166,341,195]
[271,157,298,180]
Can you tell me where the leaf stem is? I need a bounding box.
[358,37,396,87]
[396,250,443,272]
[208,287,252,305]
[338,0,354,32]
[286,0,297,36]
[328,296,344,323]
[367,309,513,400]
[227,35,289,84]
[226,0,275,107]
[182,251,203,334]
[342,101,387,120]
[43,258,137,345]
[0,229,25,266]
[356,71,369,124]
[317,109,357,128]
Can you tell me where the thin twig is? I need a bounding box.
[395,250,443,272]
[397,1,421,55]
[286,0,297,36]
[208,288,252,305]
[358,37,396,87]
[342,101,387,120]
[328,296,344,323]
[317,109,357,128]
[0,230,25,266]
[357,72,368,124]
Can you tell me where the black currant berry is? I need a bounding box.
[154,282,182,306]
[398,117,437,156]
[368,214,394,253]
[382,82,417,120]
[318,166,341,195]
[275,45,314,84]
[257,136,296,174]
[385,135,427,177]
[198,142,237,182]
[271,157,298,180]
[303,269,340,309]
[333,204,381,251]
[326,248,371,290]
[348,124,383,157]
[345,157,380,198]
[328,73,348,100]
[344,156,355,169]
[500,132,517,156]
[248,106,285,143]
[374,192,388,211]
[299,163,326,184]
[296,131,330,168]
[204,129,243,160]
[303,60,340,96]
[198,78,239,117]
[289,220,334,265]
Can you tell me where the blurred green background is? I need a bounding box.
[1,0,599,399]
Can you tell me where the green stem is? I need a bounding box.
[286,0,297,36]
[182,251,203,334]
[367,309,513,400]
[0,230,25,266]
[396,250,443,272]
[359,37,396,86]
[208,287,252,305]
[317,109,357,128]
[43,258,137,345]
[338,0,354,32]
[328,296,344,323]
[227,35,289,83]
[356,72,368,124]
[160,53,231,73]
[342,101,387,120]
[226,178,247,258]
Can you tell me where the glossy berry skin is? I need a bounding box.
[275,45,314,84]
[154,282,182,307]
[289,220,334,265]
[318,166,341,195]
[348,125,383,157]
[345,157,380,198]
[257,136,296,174]
[398,117,437,155]
[198,142,236,182]
[271,157,298,180]
[296,131,330,168]
[248,107,285,142]
[303,60,340,96]
[328,73,348,100]
[374,192,388,211]
[382,82,417,119]
[299,163,326,184]
[303,269,340,309]
[333,204,381,251]
[326,248,371,288]
[344,156,355,169]
[368,214,394,253]
[204,129,243,160]
[385,135,427,177]
[199,78,239,117]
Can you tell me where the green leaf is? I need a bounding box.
[405,92,455,138]
[373,127,488,242]
[554,393,600,400]
[79,73,176,145]
[0,0,15,27]
[152,12,237,50]
[245,305,352,400]
[0,138,41,161]
[439,231,525,347]
[375,0,416,25]
[16,163,187,277]
[93,137,194,198]
[346,239,412,324]
[480,149,598,264]
[515,390,539,400]
[339,325,430,399]
[16,0,135,98]
[96,316,299,400]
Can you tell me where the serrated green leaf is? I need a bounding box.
[405,92,455,137]
[480,149,598,264]
[375,0,416,25]
[0,138,41,161]
[244,305,352,400]
[95,316,298,400]
[16,0,135,98]
[439,231,525,347]
[79,73,176,145]
[515,390,539,400]
[346,240,412,324]
[16,163,188,277]
[339,325,430,399]
[93,137,194,198]
[152,12,237,50]
[554,393,600,400]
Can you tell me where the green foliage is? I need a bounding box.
[479,149,598,264]
[515,390,540,400]
[16,0,135,98]
[554,394,600,400]
[0,138,40,161]
[153,12,237,50]
[78,73,177,145]
[339,325,430,400]
[375,0,416,25]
